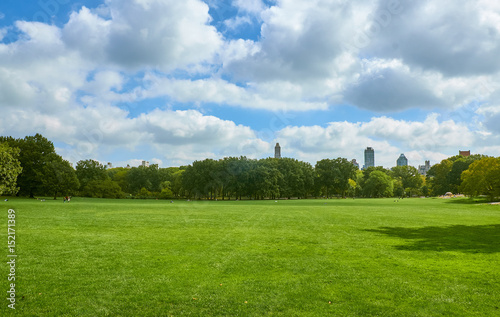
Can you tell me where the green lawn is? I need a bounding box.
[1,197,499,316]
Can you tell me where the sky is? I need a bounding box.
[0,0,499,169]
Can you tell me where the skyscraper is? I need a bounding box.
[397,154,408,166]
[363,147,374,169]
[274,143,281,159]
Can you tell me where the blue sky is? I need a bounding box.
[1,0,499,168]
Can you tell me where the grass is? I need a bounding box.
[1,197,499,316]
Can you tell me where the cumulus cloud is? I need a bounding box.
[130,74,328,111]
[344,62,444,111]
[367,0,500,76]
[2,0,500,167]
[224,0,373,83]
[62,0,222,70]
[477,104,500,133]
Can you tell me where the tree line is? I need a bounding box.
[1,134,499,200]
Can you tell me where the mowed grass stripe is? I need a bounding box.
[1,198,499,316]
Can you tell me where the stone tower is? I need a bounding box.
[274,143,281,159]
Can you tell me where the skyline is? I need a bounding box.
[1,0,499,169]
[100,145,468,171]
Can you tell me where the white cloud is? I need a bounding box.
[224,0,373,83]
[132,74,328,111]
[2,0,500,168]
[276,114,482,168]
[62,1,222,71]
[366,0,500,76]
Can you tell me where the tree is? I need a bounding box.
[391,166,422,197]
[81,179,125,198]
[461,157,500,200]
[41,153,79,199]
[315,159,336,198]
[76,159,108,190]
[181,159,221,199]
[360,166,391,197]
[108,167,130,193]
[363,171,394,198]
[427,154,485,196]
[0,134,57,197]
[171,170,185,198]
[427,159,453,196]
[315,158,357,198]
[0,143,22,196]
[332,158,358,198]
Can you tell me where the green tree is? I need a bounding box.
[315,159,336,198]
[41,153,79,199]
[136,187,152,199]
[332,158,358,198]
[364,171,394,198]
[427,155,485,196]
[108,167,130,193]
[0,134,57,197]
[315,158,357,198]
[171,170,185,198]
[391,166,423,197]
[0,143,22,196]
[76,159,108,190]
[461,157,500,200]
[427,159,453,196]
[360,166,390,197]
[82,179,125,199]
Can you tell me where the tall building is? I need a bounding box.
[459,150,471,157]
[418,160,431,176]
[363,147,375,169]
[274,143,281,159]
[396,154,408,166]
[141,160,149,168]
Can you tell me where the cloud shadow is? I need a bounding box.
[365,224,500,254]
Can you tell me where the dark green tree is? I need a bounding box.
[0,134,56,197]
[41,153,79,199]
[315,159,336,198]
[76,159,109,190]
[82,179,125,199]
[331,157,358,198]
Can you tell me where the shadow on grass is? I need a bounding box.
[443,198,491,204]
[366,224,500,253]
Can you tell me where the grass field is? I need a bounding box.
[1,197,499,316]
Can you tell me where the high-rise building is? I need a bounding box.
[363,147,375,169]
[418,160,431,176]
[396,154,408,166]
[141,160,149,168]
[275,143,281,159]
